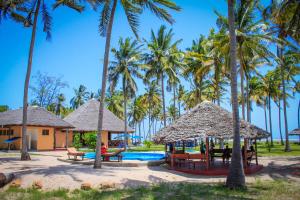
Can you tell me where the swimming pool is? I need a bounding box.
[84,152,165,161]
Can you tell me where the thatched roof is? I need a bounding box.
[289,128,300,135]
[64,99,134,133]
[0,106,73,128]
[154,101,270,143]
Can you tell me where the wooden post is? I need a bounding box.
[165,143,167,163]
[53,128,56,150]
[205,137,209,169]
[66,129,69,148]
[244,138,248,168]
[255,138,258,165]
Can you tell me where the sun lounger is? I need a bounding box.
[67,147,85,160]
[102,148,125,162]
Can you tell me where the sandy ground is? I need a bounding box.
[0,151,299,190]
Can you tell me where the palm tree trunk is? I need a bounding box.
[226,0,245,188]
[239,49,245,120]
[298,100,300,128]
[268,94,273,147]
[94,0,118,169]
[214,59,221,106]
[173,84,176,121]
[278,47,290,151]
[138,122,141,144]
[161,73,167,127]
[123,79,128,150]
[246,75,250,122]
[21,0,41,161]
[264,100,268,132]
[278,100,284,145]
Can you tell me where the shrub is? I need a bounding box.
[83,132,97,150]
[73,134,82,150]
[143,140,153,148]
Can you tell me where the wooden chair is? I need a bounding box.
[67,147,85,160]
[102,148,125,162]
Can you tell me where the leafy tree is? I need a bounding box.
[0,105,9,112]
[30,71,68,108]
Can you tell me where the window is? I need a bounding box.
[42,129,49,136]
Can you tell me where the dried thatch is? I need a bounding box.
[0,106,73,128]
[154,101,270,143]
[289,128,300,135]
[64,99,134,133]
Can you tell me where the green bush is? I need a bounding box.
[83,132,97,150]
[143,140,153,148]
[73,134,82,150]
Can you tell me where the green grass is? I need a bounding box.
[1,180,299,200]
[257,141,300,156]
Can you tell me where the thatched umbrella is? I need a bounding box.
[289,128,300,135]
[289,128,300,143]
[154,101,269,143]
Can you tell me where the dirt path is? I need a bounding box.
[0,151,299,190]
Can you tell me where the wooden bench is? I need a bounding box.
[210,148,232,162]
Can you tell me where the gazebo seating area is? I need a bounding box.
[154,101,270,176]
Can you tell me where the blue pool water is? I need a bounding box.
[84,152,165,161]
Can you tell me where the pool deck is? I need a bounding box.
[57,157,165,167]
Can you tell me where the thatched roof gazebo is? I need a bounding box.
[154,101,270,175]
[154,101,269,143]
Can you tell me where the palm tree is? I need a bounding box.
[1,0,84,160]
[264,0,300,151]
[249,76,269,132]
[141,81,161,140]
[109,37,143,149]
[177,84,186,116]
[184,35,211,104]
[128,96,147,144]
[55,93,65,116]
[70,85,89,109]
[144,25,182,127]
[93,0,180,169]
[105,90,124,119]
[226,0,245,188]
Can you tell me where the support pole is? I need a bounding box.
[243,138,248,169]
[205,137,209,169]
[53,128,56,150]
[255,138,258,165]
[183,141,185,153]
[66,129,69,148]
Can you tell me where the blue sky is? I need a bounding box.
[0,0,299,140]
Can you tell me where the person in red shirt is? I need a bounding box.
[101,142,107,154]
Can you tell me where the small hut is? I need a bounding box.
[154,101,270,175]
[64,99,134,147]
